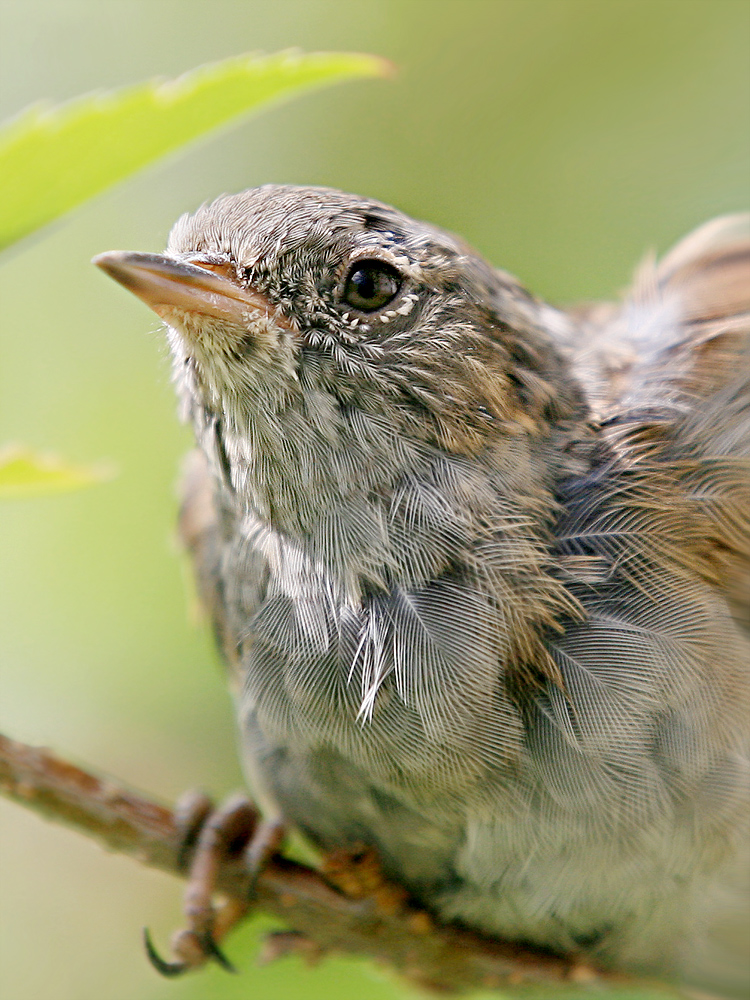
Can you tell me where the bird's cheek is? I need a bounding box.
[163,307,291,359]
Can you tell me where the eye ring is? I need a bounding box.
[341,259,402,313]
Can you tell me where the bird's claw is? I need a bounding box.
[142,791,284,977]
[143,924,237,977]
[192,927,237,973]
[142,927,188,977]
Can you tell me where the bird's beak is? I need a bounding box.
[92,251,280,327]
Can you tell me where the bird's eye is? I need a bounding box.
[342,260,401,312]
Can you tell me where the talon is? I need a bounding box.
[198,930,238,973]
[143,928,188,978]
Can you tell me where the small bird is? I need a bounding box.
[95,187,749,994]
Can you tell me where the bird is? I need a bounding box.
[94,186,750,994]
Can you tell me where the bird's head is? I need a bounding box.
[95,185,584,540]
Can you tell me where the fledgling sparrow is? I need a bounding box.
[95,187,750,994]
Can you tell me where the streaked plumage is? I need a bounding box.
[100,188,750,993]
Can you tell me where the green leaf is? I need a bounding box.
[0,50,390,252]
[0,446,113,498]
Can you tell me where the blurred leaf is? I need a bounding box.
[0,49,390,252]
[0,446,113,498]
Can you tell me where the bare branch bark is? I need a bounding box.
[0,732,672,994]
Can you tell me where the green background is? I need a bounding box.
[0,2,748,999]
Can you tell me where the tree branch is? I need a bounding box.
[0,731,671,994]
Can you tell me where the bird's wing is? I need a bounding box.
[569,213,750,426]
[178,448,245,687]
[569,214,750,628]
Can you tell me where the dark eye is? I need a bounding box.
[342,260,401,312]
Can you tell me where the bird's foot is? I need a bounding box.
[144,790,284,976]
[320,844,432,932]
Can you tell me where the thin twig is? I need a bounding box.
[0,731,672,993]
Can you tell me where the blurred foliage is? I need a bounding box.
[0,49,388,251]
[0,445,112,498]
[0,2,747,1000]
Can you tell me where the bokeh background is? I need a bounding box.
[0,2,748,999]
